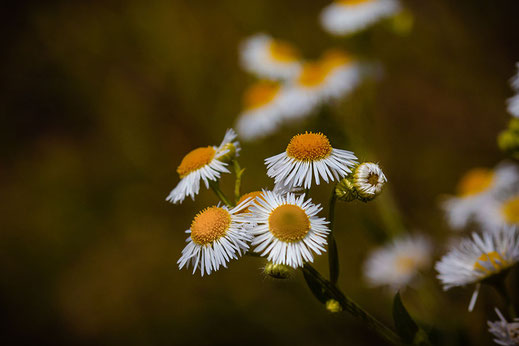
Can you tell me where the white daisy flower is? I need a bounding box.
[488,308,519,346]
[442,163,519,230]
[364,234,432,290]
[320,0,401,36]
[240,33,301,80]
[476,194,519,233]
[248,190,330,268]
[353,162,387,199]
[435,227,519,311]
[507,93,519,118]
[177,200,253,276]
[235,81,288,141]
[282,50,362,119]
[265,131,357,190]
[166,129,240,204]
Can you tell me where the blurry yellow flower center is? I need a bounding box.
[177,146,216,178]
[502,197,519,224]
[321,50,352,72]
[237,191,265,213]
[269,40,299,63]
[243,82,280,110]
[395,256,416,274]
[473,251,508,274]
[269,204,310,242]
[337,0,373,5]
[298,63,329,87]
[456,168,494,197]
[286,132,333,161]
[190,207,231,246]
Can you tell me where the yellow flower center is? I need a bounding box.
[237,191,265,213]
[456,168,494,197]
[269,204,310,242]
[320,49,352,72]
[395,256,416,275]
[297,63,329,87]
[269,40,299,63]
[177,146,216,178]
[286,132,333,161]
[337,0,373,5]
[367,173,380,186]
[473,251,509,274]
[190,207,231,246]
[502,197,519,224]
[243,81,280,110]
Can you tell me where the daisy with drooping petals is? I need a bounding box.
[320,0,401,36]
[353,162,387,199]
[166,129,240,204]
[435,227,519,311]
[442,163,519,230]
[266,132,357,190]
[282,50,362,119]
[488,308,519,346]
[248,190,330,268]
[235,81,288,141]
[364,234,432,290]
[476,193,519,232]
[177,199,253,276]
[240,33,301,80]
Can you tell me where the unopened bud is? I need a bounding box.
[336,178,358,202]
[353,162,387,202]
[325,299,342,313]
[218,143,238,163]
[263,262,292,279]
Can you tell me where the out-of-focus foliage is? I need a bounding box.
[1,1,519,345]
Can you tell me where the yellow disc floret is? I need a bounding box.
[286,132,333,161]
[237,191,265,213]
[321,49,352,72]
[269,40,299,63]
[337,0,373,5]
[190,207,231,246]
[473,251,509,275]
[395,256,417,275]
[269,204,310,242]
[243,81,280,110]
[177,146,216,178]
[456,168,494,197]
[298,63,328,87]
[502,197,519,224]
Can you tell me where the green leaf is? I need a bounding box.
[302,266,329,304]
[393,292,430,345]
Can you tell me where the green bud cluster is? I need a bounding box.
[498,118,519,160]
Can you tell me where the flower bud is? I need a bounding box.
[263,262,292,279]
[353,162,387,201]
[335,178,358,202]
[218,142,238,163]
[325,299,342,313]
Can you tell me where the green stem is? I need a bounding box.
[303,264,402,345]
[328,187,339,285]
[233,160,244,204]
[209,180,233,208]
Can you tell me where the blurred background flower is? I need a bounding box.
[2,1,519,345]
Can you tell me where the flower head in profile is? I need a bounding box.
[248,190,330,268]
[177,200,253,276]
[488,308,519,346]
[435,227,519,311]
[320,0,401,36]
[236,81,288,141]
[442,163,519,230]
[364,234,432,290]
[266,132,357,190]
[282,50,361,119]
[353,162,387,200]
[166,129,240,204]
[240,33,301,80]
